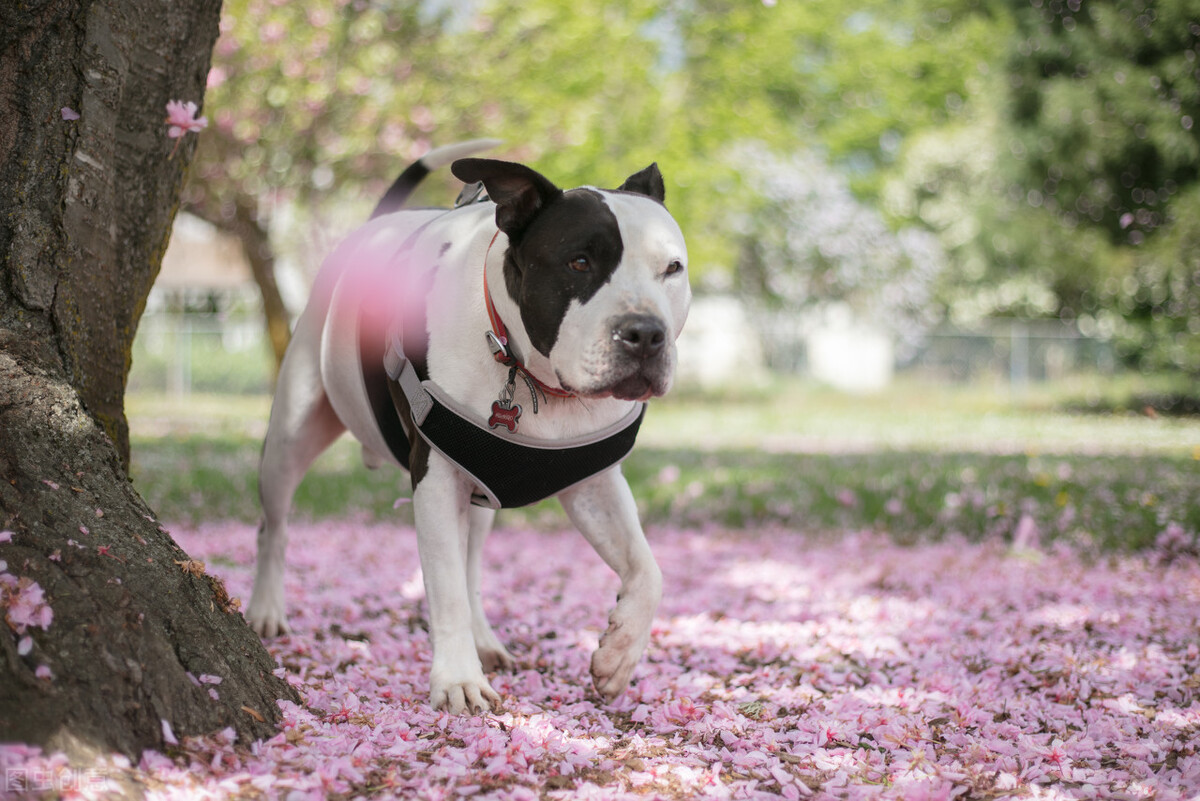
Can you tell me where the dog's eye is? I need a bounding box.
[568,256,590,273]
[665,260,685,276]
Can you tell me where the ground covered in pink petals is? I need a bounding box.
[8,521,1200,799]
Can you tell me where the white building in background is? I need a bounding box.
[142,214,263,395]
[674,295,769,390]
[157,213,253,295]
[802,302,894,393]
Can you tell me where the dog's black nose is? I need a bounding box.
[613,314,667,360]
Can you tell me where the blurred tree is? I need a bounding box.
[676,0,1001,174]
[882,98,1110,323]
[666,0,1004,276]
[1006,0,1199,245]
[190,0,674,368]
[0,0,293,757]
[185,0,451,369]
[196,0,1199,376]
[999,0,1200,374]
[735,143,945,363]
[1093,186,1200,375]
[437,0,672,191]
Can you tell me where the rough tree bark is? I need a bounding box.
[0,0,296,759]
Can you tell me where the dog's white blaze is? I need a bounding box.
[549,192,690,396]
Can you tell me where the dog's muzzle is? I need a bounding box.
[604,313,673,401]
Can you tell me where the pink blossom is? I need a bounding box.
[1155,521,1197,564]
[656,465,681,485]
[1012,513,1040,550]
[4,578,53,632]
[206,67,227,90]
[161,719,178,746]
[164,100,207,138]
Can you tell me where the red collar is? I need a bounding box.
[483,231,576,399]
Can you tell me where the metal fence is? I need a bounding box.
[901,320,1117,387]
[131,309,1116,397]
[129,312,274,396]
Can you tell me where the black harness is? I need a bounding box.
[359,192,645,509]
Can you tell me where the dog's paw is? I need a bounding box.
[477,643,517,673]
[590,622,643,701]
[591,596,657,701]
[244,591,290,638]
[473,625,517,672]
[430,675,503,714]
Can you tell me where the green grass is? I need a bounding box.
[127,375,1200,550]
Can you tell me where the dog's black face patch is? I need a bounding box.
[504,189,624,357]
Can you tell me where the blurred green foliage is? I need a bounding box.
[187,0,1200,375]
[1000,0,1200,376]
[1006,0,1199,245]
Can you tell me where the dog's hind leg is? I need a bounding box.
[465,505,516,672]
[247,315,347,638]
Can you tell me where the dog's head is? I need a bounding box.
[451,158,690,402]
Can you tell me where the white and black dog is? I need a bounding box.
[246,141,690,713]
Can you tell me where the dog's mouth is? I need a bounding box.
[608,374,659,402]
[559,367,670,402]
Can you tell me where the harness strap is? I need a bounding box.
[379,356,644,509]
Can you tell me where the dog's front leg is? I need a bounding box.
[559,466,663,701]
[415,455,502,713]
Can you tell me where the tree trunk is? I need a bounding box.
[234,200,292,375]
[181,196,293,376]
[0,0,296,760]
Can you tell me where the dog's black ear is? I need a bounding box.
[617,163,665,203]
[452,158,562,239]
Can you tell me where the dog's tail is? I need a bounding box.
[370,138,503,220]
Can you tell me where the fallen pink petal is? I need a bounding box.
[2,576,54,633]
[160,718,178,747]
[60,106,80,121]
[7,520,1200,798]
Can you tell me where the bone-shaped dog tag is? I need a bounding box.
[488,399,522,432]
